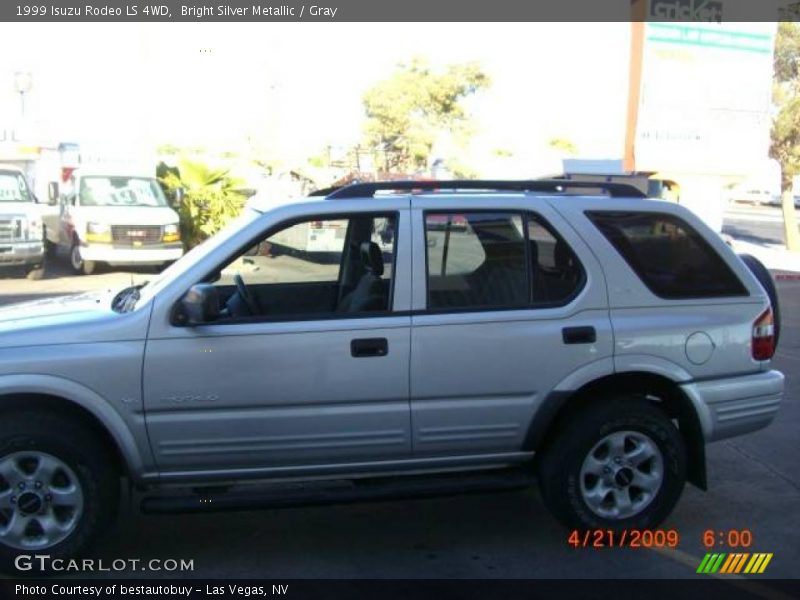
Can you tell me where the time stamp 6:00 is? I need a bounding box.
[567,529,754,549]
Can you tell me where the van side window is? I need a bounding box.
[586,211,747,299]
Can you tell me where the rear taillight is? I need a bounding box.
[752,307,776,361]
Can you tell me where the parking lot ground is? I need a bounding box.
[0,261,798,580]
[0,260,151,306]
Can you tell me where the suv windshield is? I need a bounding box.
[79,176,167,207]
[0,171,32,203]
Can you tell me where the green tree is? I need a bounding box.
[158,158,248,249]
[547,137,578,155]
[769,22,800,252]
[362,58,489,173]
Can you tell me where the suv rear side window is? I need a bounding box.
[425,212,584,310]
[586,211,747,299]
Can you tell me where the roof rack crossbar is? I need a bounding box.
[322,179,646,199]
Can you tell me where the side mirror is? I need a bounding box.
[48,182,59,206]
[178,284,220,326]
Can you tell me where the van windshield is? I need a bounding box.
[0,172,32,203]
[79,176,168,207]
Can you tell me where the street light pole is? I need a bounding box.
[13,71,33,119]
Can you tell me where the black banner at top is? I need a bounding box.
[2,0,800,22]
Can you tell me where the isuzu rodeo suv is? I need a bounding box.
[0,180,784,567]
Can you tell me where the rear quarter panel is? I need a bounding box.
[549,198,770,381]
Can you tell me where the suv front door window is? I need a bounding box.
[209,213,397,321]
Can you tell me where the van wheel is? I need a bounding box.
[538,397,686,531]
[70,243,96,276]
[0,411,119,573]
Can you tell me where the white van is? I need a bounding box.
[44,167,183,274]
[0,165,46,279]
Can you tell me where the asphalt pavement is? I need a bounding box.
[723,203,797,247]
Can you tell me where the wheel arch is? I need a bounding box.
[526,371,707,490]
[0,375,146,480]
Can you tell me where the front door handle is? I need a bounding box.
[562,326,596,345]
[351,337,389,358]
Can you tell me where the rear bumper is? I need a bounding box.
[0,241,44,267]
[681,370,784,442]
[81,243,183,264]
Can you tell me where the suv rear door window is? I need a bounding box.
[424,212,585,310]
[586,211,747,299]
[426,212,528,310]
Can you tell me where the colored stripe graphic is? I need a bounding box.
[719,553,753,573]
[698,553,773,574]
[720,553,739,573]
[744,553,774,574]
[697,553,727,573]
[733,553,750,573]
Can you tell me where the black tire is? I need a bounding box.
[0,411,120,574]
[70,242,96,276]
[538,397,686,531]
[738,253,781,348]
[44,238,58,259]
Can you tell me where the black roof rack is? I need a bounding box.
[319,179,646,200]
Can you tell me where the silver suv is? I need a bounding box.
[0,180,784,566]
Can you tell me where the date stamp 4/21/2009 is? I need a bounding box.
[567,529,680,549]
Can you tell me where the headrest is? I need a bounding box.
[360,241,384,277]
[528,239,539,265]
[555,240,575,271]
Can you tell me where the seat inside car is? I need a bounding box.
[337,241,388,313]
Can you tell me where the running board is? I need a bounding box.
[140,468,532,515]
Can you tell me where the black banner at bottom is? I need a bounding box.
[1,580,799,600]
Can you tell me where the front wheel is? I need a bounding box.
[537,397,686,531]
[0,411,119,573]
[70,243,96,275]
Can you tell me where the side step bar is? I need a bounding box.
[141,469,533,515]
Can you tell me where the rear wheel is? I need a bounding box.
[538,397,686,531]
[0,411,119,573]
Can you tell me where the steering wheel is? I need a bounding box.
[233,273,259,315]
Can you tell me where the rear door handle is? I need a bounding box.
[562,326,596,345]
[351,337,389,358]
